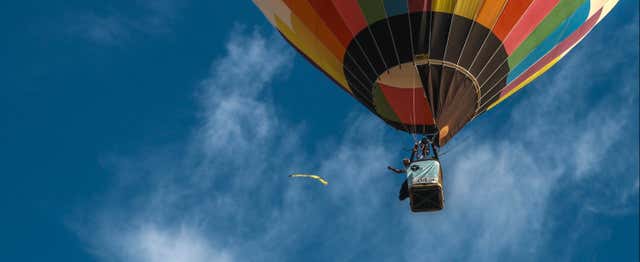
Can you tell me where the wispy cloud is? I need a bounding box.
[75,26,296,261]
[119,225,232,262]
[76,16,638,262]
[67,0,182,45]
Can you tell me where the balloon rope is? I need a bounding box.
[439,134,472,158]
[407,5,416,67]
[367,29,389,72]
[406,3,419,140]
[410,65,419,142]
[383,10,402,69]
[423,2,435,135]
[433,0,462,124]
[454,0,489,67]
[465,0,513,78]
[383,4,417,142]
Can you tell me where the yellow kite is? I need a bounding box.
[288,174,328,186]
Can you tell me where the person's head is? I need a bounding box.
[402,158,411,167]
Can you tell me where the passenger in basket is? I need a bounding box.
[388,157,411,201]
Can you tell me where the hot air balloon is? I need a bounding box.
[254,0,618,211]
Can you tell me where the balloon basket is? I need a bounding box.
[407,159,445,212]
[409,184,444,212]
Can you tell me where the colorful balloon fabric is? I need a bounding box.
[254,0,618,146]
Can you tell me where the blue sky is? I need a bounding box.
[0,1,638,261]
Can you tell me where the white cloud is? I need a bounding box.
[68,0,182,45]
[78,27,295,262]
[198,28,293,158]
[121,225,232,262]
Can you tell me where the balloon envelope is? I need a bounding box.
[254,0,618,146]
